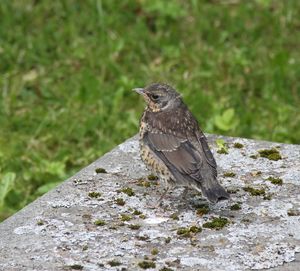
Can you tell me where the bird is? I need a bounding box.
[133,83,229,204]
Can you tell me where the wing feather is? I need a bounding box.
[144,132,203,182]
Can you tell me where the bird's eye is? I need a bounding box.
[151,94,159,100]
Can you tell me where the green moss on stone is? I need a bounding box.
[138,261,156,269]
[230,203,241,210]
[115,198,125,206]
[160,267,174,271]
[203,217,229,230]
[170,213,179,220]
[216,139,228,154]
[37,220,44,226]
[120,187,135,196]
[223,172,236,177]
[217,148,228,154]
[263,194,272,200]
[120,214,132,221]
[258,148,282,161]
[227,188,239,194]
[151,248,159,255]
[95,167,107,173]
[267,176,283,185]
[233,142,244,148]
[133,209,142,215]
[147,174,158,180]
[94,219,106,226]
[107,260,121,267]
[177,226,202,237]
[243,186,265,196]
[241,218,251,223]
[67,264,83,270]
[196,206,210,216]
[128,224,141,230]
[189,225,202,233]
[88,191,101,198]
[137,179,151,187]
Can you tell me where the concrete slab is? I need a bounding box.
[0,135,299,270]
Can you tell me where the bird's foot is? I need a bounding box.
[148,187,171,209]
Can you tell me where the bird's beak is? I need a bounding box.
[132,88,145,95]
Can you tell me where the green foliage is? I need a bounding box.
[214,108,239,132]
[0,0,300,221]
[216,139,229,154]
[0,173,16,207]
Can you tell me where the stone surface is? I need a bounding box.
[0,135,299,271]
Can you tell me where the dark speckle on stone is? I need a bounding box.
[233,142,244,148]
[287,209,300,216]
[241,218,251,223]
[95,167,107,173]
[230,203,242,210]
[88,191,101,198]
[128,224,141,230]
[66,264,84,270]
[227,188,239,194]
[169,213,179,220]
[138,260,156,269]
[147,174,159,180]
[82,245,88,251]
[165,237,171,244]
[37,220,44,226]
[263,194,272,200]
[251,171,262,177]
[223,172,236,178]
[107,260,121,267]
[115,198,126,206]
[82,214,92,220]
[217,148,228,154]
[136,235,150,241]
[160,267,174,271]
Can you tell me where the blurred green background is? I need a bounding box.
[0,0,299,221]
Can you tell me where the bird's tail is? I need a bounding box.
[195,179,230,203]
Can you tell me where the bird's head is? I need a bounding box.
[133,83,182,112]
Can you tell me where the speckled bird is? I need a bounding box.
[133,83,229,203]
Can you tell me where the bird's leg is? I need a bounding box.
[181,187,189,200]
[149,187,170,209]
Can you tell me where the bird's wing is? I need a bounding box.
[194,131,217,178]
[144,131,204,182]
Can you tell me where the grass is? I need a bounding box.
[0,0,299,221]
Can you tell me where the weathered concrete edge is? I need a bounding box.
[0,134,286,228]
[0,134,299,271]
